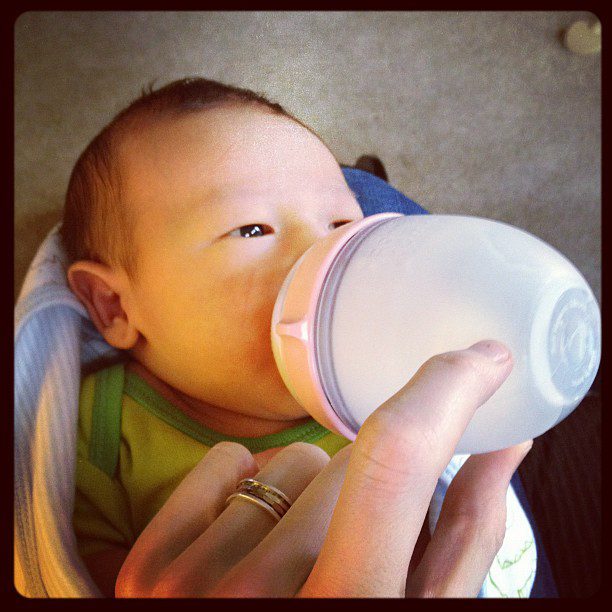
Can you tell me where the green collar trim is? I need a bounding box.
[123,367,331,453]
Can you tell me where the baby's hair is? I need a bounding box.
[60,77,313,279]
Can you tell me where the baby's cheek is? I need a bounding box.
[177,252,289,368]
[225,262,279,316]
[225,269,282,365]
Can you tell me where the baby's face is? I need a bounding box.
[118,106,364,421]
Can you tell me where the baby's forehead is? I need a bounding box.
[115,108,345,215]
[118,103,282,151]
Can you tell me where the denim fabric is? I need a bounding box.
[343,167,428,217]
[342,165,558,598]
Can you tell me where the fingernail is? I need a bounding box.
[468,340,511,363]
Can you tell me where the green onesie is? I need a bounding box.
[73,363,351,558]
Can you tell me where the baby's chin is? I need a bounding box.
[253,365,311,420]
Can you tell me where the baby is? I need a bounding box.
[64,77,364,594]
[63,78,535,597]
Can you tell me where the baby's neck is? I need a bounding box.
[125,360,311,438]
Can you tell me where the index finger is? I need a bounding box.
[302,340,513,597]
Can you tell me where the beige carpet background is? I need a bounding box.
[15,11,600,301]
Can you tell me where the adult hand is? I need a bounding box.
[115,340,532,598]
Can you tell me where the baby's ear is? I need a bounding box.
[67,260,139,350]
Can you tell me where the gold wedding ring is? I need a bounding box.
[225,478,294,523]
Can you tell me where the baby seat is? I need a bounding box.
[14,166,544,597]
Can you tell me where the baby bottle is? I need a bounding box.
[271,213,601,454]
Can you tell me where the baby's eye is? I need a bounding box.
[227,224,274,238]
[330,220,353,230]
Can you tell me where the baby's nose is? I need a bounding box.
[290,224,332,260]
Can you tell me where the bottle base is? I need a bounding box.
[531,284,601,419]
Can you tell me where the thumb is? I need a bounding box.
[355,340,514,487]
[303,341,513,597]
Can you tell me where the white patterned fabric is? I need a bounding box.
[15,224,121,597]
